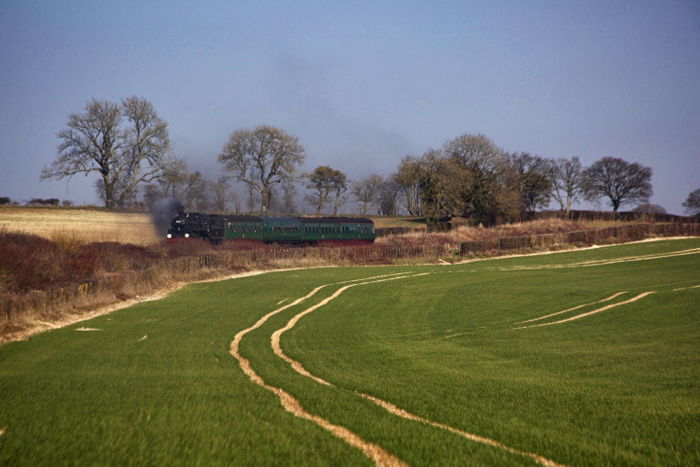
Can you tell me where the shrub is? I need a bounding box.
[0,232,63,292]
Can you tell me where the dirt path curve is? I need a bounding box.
[517,292,628,324]
[270,274,569,467]
[514,292,655,329]
[229,273,409,467]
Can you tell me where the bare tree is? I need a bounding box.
[682,188,700,217]
[509,152,552,216]
[331,170,349,215]
[582,157,653,211]
[352,174,383,215]
[218,125,304,212]
[181,171,209,211]
[211,176,236,212]
[547,157,583,213]
[157,156,188,198]
[246,184,258,212]
[377,176,401,216]
[394,155,423,216]
[281,179,298,214]
[41,97,171,208]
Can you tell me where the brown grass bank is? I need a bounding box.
[1,218,698,343]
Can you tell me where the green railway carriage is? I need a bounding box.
[167,213,374,243]
[222,215,264,240]
[262,216,302,242]
[299,217,374,242]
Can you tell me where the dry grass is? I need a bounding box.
[375,218,588,247]
[0,206,159,245]
[370,216,427,230]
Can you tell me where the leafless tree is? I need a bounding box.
[281,180,298,214]
[443,133,506,174]
[41,97,172,208]
[331,171,349,215]
[218,125,304,212]
[547,157,583,213]
[508,152,552,216]
[246,184,258,212]
[377,176,401,216]
[582,157,653,211]
[682,189,700,217]
[157,156,188,198]
[211,176,236,212]
[394,155,423,216]
[352,174,383,215]
[181,171,209,211]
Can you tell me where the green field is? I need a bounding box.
[1,239,699,466]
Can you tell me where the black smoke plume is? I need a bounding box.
[150,197,184,235]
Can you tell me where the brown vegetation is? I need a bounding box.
[1,216,698,343]
[0,206,159,245]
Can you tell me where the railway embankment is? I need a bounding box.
[2,220,699,343]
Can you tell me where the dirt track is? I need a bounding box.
[229,274,409,467]
[514,292,655,329]
[517,291,628,324]
[268,273,568,467]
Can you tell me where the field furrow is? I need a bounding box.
[271,273,570,467]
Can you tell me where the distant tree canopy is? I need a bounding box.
[682,188,700,217]
[304,166,347,214]
[582,157,653,212]
[631,203,666,215]
[40,99,668,222]
[28,198,60,206]
[41,97,172,209]
[218,125,304,212]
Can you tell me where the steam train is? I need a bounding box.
[166,212,375,243]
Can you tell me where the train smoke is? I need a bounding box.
[150,197,184,235]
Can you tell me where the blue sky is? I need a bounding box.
[1,0,698,213]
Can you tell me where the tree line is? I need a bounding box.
[40,97,699,222]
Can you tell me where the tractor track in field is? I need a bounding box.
[229,273,410,467]
[270,274,569,467]
[517,292,629,324]
[501,247,700,272]
[513,292,656,329]
[514,282,700,330]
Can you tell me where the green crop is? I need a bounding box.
[1,239,698,466]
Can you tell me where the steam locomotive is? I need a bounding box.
[167,212,375,243]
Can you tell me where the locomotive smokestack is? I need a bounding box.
[150,197,184,235]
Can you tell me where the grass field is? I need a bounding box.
[0,239,698,465]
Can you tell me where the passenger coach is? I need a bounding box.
[167,213,375,243]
